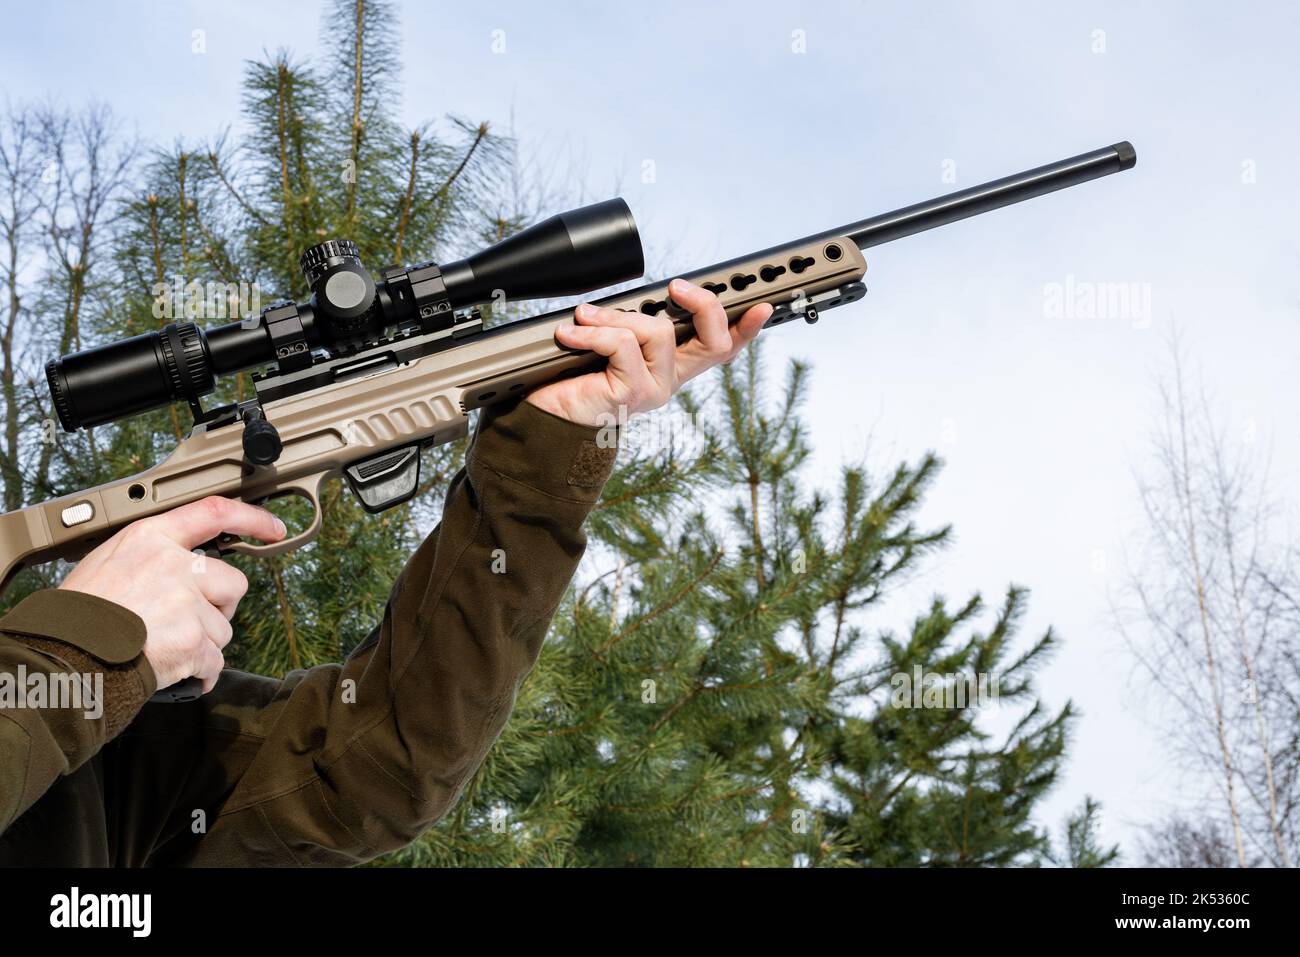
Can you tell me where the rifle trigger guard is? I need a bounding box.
[221,471,328,559]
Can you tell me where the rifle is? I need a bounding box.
[2,141,1136,699]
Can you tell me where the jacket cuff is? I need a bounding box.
[0,589,148,664]
[468,398,619,504]
[0,589,157,730]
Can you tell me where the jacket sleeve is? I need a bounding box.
[0,589,157,835]
[180,399,616,865]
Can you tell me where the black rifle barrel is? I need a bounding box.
[686,142,1134,280]
[843,141,1136,250]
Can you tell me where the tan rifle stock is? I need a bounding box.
[0,233,864,591]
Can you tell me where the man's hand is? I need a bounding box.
[59,496,286,693]
[526,278,773,426]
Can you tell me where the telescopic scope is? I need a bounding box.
[46,198,644,431]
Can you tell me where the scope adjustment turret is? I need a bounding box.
[300,239,378,341]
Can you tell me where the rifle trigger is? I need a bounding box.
[199,532,245,557]
[343,445,422,514]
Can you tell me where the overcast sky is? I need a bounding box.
[3,0,1297,856]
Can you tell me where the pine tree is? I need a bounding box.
[1055,798,1120,868]
[383,347,1083,867]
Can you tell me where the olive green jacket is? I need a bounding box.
[0,400,615,866]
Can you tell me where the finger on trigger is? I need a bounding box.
[154,496,288,551]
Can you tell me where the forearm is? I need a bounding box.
[187,398,616,865]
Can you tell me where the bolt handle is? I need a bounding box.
[242,410,283,465]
